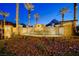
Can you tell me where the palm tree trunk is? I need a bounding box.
[28,10,31,27]
[3,16,6,39]
[16,3,19,35]
[73,3,77,34]
[61,13,64,26]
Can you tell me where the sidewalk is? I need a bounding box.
[23,34,62,37]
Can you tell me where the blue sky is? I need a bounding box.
[0,3,79,25]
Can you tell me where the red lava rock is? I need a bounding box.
[5,36,79,56]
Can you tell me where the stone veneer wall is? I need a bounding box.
[4,22,75,38]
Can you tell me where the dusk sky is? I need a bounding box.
[0,3,79,25]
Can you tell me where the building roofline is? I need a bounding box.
[60,20,78,23]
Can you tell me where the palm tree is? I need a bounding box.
[0,20,3,39]
[0,10,9,39]
[24,3,34,27]
[74,3,77,20]
[24,3,34,34]
[60,8,68,25]
[73,3,77,33]
[16,3,19,35]
[34,13,39,24]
